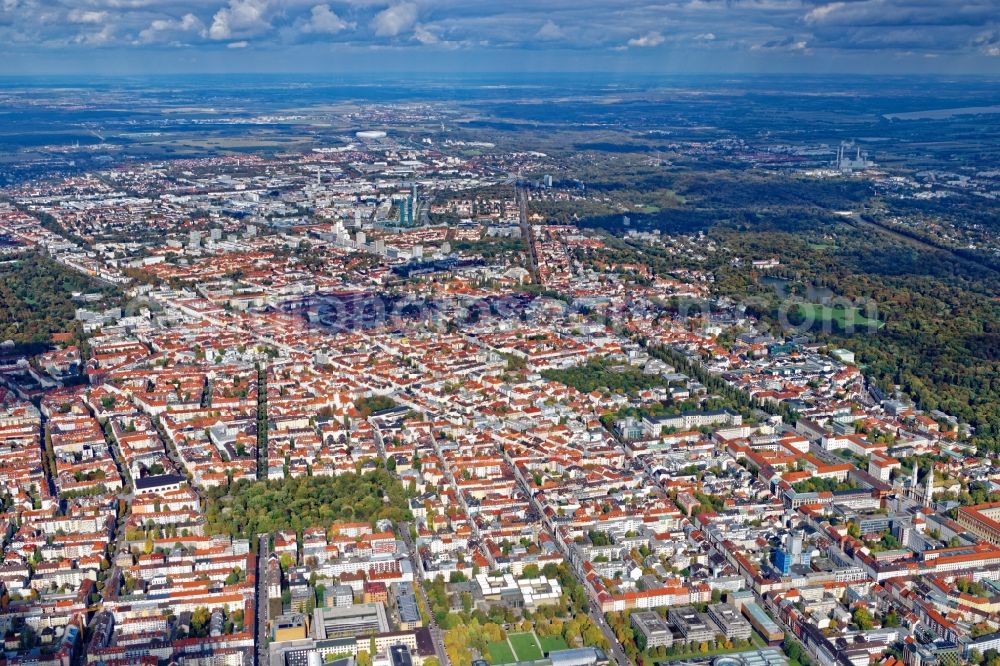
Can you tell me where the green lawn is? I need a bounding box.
[796,303,883,331]
[509,632,544,661]
[539,636,569,654]
[488,640,516,664]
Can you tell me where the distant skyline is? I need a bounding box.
[1,0,999,76]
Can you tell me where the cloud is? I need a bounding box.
[803,0,996,29]
[73,23,116,45]
[0,0,995,70]
[138,13,206,43]
[627,31,664,47]
[301,4,352,34]
[227,39,248,47]
[413,24,438,44]
[372,2,417,37]
[804,2,845,24]
[973,29,1000,55]
[209,0,271,40]
[752,35,808,51]
[536,20,564,41]
[67,9,108,25]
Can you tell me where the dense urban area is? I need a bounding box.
[0,77,999,666]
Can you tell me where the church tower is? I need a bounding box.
[924,464,934,508]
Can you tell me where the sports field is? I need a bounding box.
[509,632,544,661]
[488,640,516,664]
[539,636,569,654]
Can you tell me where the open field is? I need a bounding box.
[539,636,569,654]
[488,640,516,664]
[795,303,883,331]
[509,632,544,661]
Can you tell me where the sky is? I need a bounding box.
[1,0,998,76]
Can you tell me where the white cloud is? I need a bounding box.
[627,31,664,47]
[73,23,116,45]
[302,4,352,34]
[209,0,270,40]
[227,39,248,47]
[973,29,1000,56]
[138,13,206,43]
[67,9,108,25]
[804,2,845,24]
[413,24,438,44]
[1,0,996,63]
[536,20,564,41]
[372,2,417,37]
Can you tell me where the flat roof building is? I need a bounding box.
[312,603,389,640]
[708,603,752,641]
[549,647,610,666]
[631,611,673,649]
[668,607,720,644]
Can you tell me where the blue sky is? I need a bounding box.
[1,0,998,75]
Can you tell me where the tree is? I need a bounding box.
[852,607,874,631]
[204,472,412,540]
[191,607,211,637]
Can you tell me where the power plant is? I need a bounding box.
[835,140,874,173]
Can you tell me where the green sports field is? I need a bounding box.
[488,640,516,664]
[509,632,544,661]
[539,636,569,654]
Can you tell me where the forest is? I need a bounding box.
[708,218,1000,453]
[0,252,120,346]
[577,174,1000,453]
[204,471,412,540]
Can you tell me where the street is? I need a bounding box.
[501,449,629,666]
[398,521,451,666]
[256,534,270,666]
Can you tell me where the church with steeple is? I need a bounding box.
[907,460,934,507]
